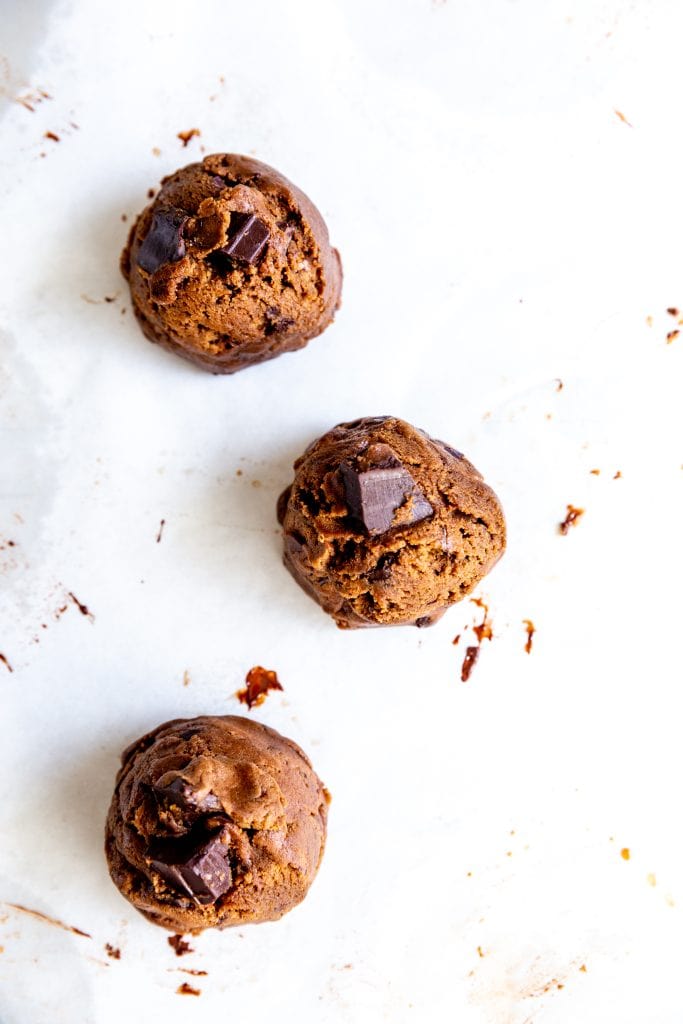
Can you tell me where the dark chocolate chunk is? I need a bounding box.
[152,776,222,815]
[137,208,188,274]
[151,832,232,904]
[341,461,433,536]
[220,212,269,264]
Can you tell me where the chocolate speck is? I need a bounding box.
[156,519,166,543]
[461,646,479,682]
[667,307,679,317]
[105,944,121,960]
[666,329,679,344]
[523,619,535,654]
[0,653,13,673]
[68,591,94,620]
[559,505,584,535]
[177,128,200,147]
[44,130,60,142]
[177,982,201,996]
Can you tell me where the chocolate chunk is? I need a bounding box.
[341,461,433,536]
[220,212,269,264]
[151,832,232,904]
[152,777,222,815]
[137,208,188,274]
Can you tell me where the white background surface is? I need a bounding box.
[1,1,683,1021]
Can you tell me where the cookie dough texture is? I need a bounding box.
[278,416,506,628]
[121,154,342,373]
[105,715,329,933]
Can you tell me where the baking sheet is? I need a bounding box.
[2,1,683,1021]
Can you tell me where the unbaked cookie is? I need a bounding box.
[105,715,329,933]
[277,416,506,628]
[121,154,342,373]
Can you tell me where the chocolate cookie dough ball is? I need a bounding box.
[121,154,342,374]
[277,416,506,628]
[105,716,329,933]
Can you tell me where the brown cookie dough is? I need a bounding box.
[105,715,329,933]
[277,416,506,628]
[121,154,342,374]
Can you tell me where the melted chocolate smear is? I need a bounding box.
[138,208,188,274]
[220,212,269,264]
[342,459,433,536]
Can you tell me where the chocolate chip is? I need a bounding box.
[264,306,295,336]
[151,832,232,904]
[220,212,269,264]
[137,208,188,274]
[341,461,433,536]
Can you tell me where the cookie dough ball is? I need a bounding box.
[121,154,342,374]
[105,715,329,933]
[277,416,506,628]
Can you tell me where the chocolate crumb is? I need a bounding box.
[176,982,201,996]
[105,944,121,960]
[236,666,283,710]
[666,307,679,317]
[461,646,479,682]
[147,188,155,199]
[558,505,584,535]
[452,634,461,646]
[44,130,60,142]
[177,968,208,976]
[523,619,535,654]
[177,128,200,147]
[168,934,194,957]
[555,378,564,392]
[613,470,622,479]
[156,519,166,543]
[0,653,13,673]
[590,468,600,475]
[666,329,679,344]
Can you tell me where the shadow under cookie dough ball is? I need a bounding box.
[105,715,329,933]
[121,154,342,374]
[277,416,506,628]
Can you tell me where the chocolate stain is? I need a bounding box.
[156,519,166,543]
[6,903,91,938]
[177,968,208,976]
[105,943,121,960]
[236,666,283,710]
[0,653,13,673]
[44,130,60,142]
[523,619,535,654]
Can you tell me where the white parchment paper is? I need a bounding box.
[1,1,683,1021]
